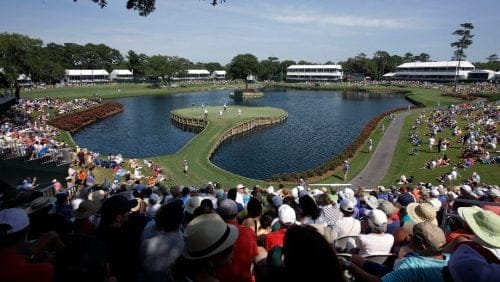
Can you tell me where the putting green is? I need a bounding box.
[151,106,287,187]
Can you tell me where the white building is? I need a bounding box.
[65,69,110,85]
[391,61,475,82]
[467,69,496,82]
[211,70,226,80]
[286,65,343,82]
[17,74,33,88]
[110,69,133,81]
[174,69,211,81]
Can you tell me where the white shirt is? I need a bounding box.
[356,233,394,256]
[332,216,361,238]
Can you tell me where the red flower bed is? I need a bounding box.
[48,102,124,133]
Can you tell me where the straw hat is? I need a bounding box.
[183,213,238,260]
[461,207,500,248]
[406,203,438,225]
[26,196,56,214]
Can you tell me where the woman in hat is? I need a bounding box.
[172,213,238,282]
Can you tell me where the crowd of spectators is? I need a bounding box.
[1,174,500,282]
[0,97,102,166]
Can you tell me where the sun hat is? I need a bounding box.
[363,194,379,210]
[73,200,97,220]
[100,195,138,218]
[406,203,438,225]
[368,209,387,227]
[278,204,296,225]
[236,184,245,190]
[183,213,238,260]
[217,199,238,220]
[448,244,500,282]
[412,222,446,251]
[378,200,396,217]
[185,196,203,214]
[340,199,355,213]
[26,196,57,214]
[461,207,500,248]
[0,208,30,234]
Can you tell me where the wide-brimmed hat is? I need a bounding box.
[406,203,437,225]
[461,207,500,248]
[448,243,500,282]
[367,209,387,227]
[73,200,97,219]
[183,213,238,260]
[185,196,203,214]
[378,200,395,217]
[26,196,56,214]
[363,194,379,210]
[0,208,30,234]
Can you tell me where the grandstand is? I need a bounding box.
[286,64,343,82]
[391,61,475,82]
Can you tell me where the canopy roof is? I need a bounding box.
[65,69,109,76]
[110,69,133,75]
[397,61,475,69]
[288,64,342,70]
[187,69,210,75]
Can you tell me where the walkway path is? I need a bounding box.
[350,110,413,189]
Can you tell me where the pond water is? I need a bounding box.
[73,89,411,179]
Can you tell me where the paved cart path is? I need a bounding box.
[350,110,413,189]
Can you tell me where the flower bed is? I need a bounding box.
[48,102,124,133]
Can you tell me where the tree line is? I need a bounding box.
[1,32,499,90]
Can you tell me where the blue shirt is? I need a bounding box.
[382,254,450,282]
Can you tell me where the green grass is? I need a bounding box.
[22,82,246,100]
[381,109,500,186]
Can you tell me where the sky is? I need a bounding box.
[1,0,499,64]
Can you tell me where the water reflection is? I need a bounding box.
[73,89,411,179]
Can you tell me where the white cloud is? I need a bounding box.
[270,13,411,29]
